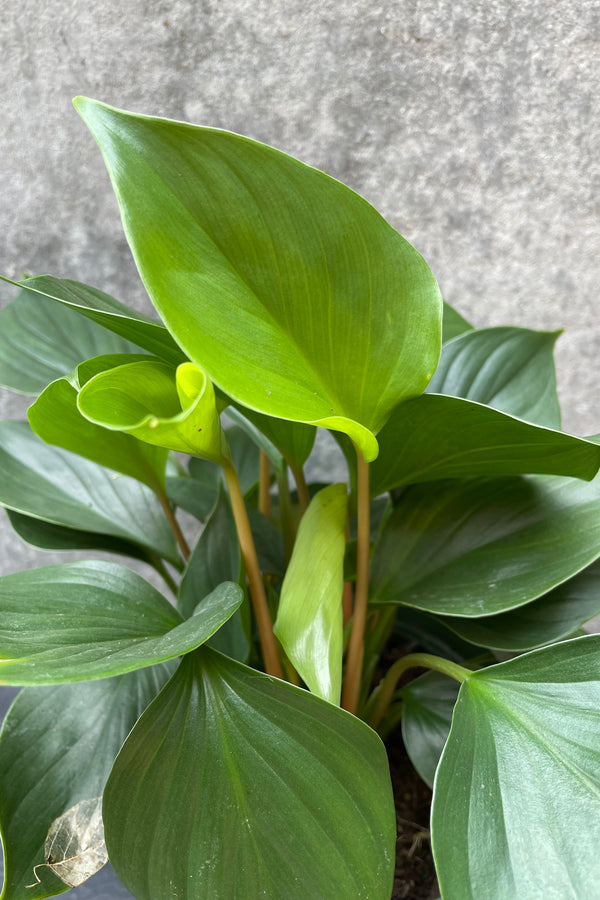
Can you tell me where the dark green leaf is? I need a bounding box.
[0,421,178,564]
[428,326,562,428]
[75,97,443,460]
[0,561,242,684]
[0,664,172,900]
[103,648,396,900]
[0,287,138,395]
[432,636,600,899]
[370,472,600,617]
[438,558,600,650]
[229,406,316,469]
[369,394,600,496]
[0,274,185,366]
[227,425,260,495]
[441,300,473,343]
[399,671,458,788]
[166,457,220,521]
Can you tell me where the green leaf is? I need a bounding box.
[179,486,249,661]
[428,326,562,428]
[78,358,228,461]
[0,561,242,684]
[229,405,316,469]
[370,472,600,617]
[370,394,600,495]
[432,635,600,899]
[438,558,600,650]
[441,300,472,343]
[0,421,178,564]
[28,356,168,491]
[0,286,138,395]
[225,406,286,475]
[0,665,172,900]
[166,456,220,521]
[6,508,153,562]
[247,504,286,577]
[226,424,261,495]
[103,648,396,900]
[274,484,347,704]
[399,671,458,788]
[74,97,443,461]
[0,274,185,366]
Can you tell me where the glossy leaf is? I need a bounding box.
[78,358,228,461]
[0,421,178,564]
[370,394,600,496]
[0,561,242,684]
[400,671,458,788]
[166,456,220,521]
[441,300,473,343]
[0,664,172,900]
[0,286,136,395]
[103,649,396,900]
[75,97,443,461]
[370,472,600,616]
[0,274,185,365]
[428,325,562,428]
[179,486,249,661]
[29,356,168,490]
[275,484,347,703]
[432,635,600,899]
[439,558,600,650]
[6,508,152,563]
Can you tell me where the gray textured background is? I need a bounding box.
[0,2,599,894]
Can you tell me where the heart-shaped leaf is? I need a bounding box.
[427,325,561,428]
[0,561,242,684]
[432,635,600,899]
[0,421,178,564]
[74,97,443,461]
[437,558,600,651]
[399,671,458,788]
[103,648,396,900]
[78,358,228,461]
[29,356,168,490]
[274,484,347,703]
[370,472,600,617]
[369,394,600,496]
[0,286,138,395]
[0,665,172,900]
[0,274,185,365]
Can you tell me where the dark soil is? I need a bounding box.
[387,736,439,900]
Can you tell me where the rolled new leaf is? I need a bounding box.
[0,561,242,684]
[78,358,228,462]
[432,635,600,899]
[74,97,444,461]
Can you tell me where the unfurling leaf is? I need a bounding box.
[28,797,107,889]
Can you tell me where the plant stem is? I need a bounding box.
[223,460,283,679]
[368,653,471,730]
[157,487,190,561]
[258,450,271,517]
[341,446,370,715]
[290,462,310,513]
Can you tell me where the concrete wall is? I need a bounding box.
[1,0,599,561]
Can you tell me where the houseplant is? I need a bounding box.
[1,98,600,899]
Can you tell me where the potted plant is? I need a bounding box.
[1,99,599,900]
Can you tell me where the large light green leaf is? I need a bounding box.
[0,286,137,395]
[0,421,178,564]
[78,358,228,461]
[438,558,600,650]
[427,326,562,428]
[28,355,168,490]
[400,671,459,789]
[103,649,395,900]
[0,665,172,900]
[274,484,347,704]
[370,472,600,617]
[432,635,600,900]
[0,274,185,366]
[0,561,242,684]
[74,97,443,461]
[369,394,600,495]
